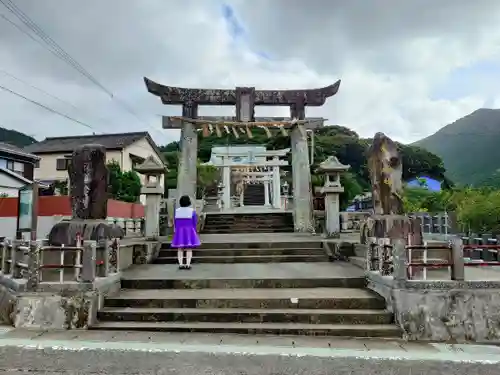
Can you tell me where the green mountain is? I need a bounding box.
[414,108,500,186]
[0,127,37,147]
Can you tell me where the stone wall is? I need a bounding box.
[14,291,98,329]
[394,282,500,342]
[0,283,17,325]
[366,272,500,342]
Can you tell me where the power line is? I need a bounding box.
[0,83,166,156]
[0,68,114,128]
[0,83,94,129]
[0,1,158,134]
[0,0,112,96]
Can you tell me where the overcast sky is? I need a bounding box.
[1,0,499,146]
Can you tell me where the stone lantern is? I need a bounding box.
[316,156,350,237]
[134,156,167,240]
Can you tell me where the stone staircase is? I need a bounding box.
[92,240,400,337]
[202,212,294,234]
[243,184,265,206]
[155,239,329,264]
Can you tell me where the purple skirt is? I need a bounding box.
[171,218,201,248]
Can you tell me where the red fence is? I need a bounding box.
[0,196,144,218]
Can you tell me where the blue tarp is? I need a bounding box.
[406,177,441,191]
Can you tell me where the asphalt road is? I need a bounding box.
[0,346,497,375]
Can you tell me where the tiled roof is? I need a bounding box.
[0,142,39,160]
[23,132,151,154]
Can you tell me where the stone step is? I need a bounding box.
[158,247,325,257]
[203,221,293,226]
[205,213,292,218]
[349,256,366,270]
[154,255,328,264]
[121,276,366,289]
[91,321,400,337]
[202,229,294,234]
[203,223,294,228]
[203,222,292,227]
[105,288,383,309]
[185,242,324,250]
[354,244,367,258]
[97,307,393,325]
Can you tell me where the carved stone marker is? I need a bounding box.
[367,132,404,215]
[69,144,108,219]
[48,144,123,246]
[361,133,422,245]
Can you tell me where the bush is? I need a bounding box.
[107,161,141,203]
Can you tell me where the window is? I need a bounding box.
[56,158,68,171]
[34,160,40,168]
[13,162,24,174]
[0,158,6,169]
[6,160,13,171]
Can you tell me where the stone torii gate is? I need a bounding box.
[144,78,341,232]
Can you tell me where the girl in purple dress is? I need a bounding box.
[171,195,201,269]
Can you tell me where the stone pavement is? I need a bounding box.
[0,328,499,374]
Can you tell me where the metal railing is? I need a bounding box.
[109,218,144,237]
[364,237,497,281]
[0,237,122,290]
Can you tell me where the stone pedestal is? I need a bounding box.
[340,212,350,231]
[322,186,343,237]
[360,215,423,245]
[291,125,313,232]
[48,144,124,246]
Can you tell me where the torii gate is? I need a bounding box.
[144,78,341,232]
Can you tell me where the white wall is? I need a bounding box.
[0,216,64,239]
[34,150,123,181]
[0,172,25,197]
[0,187,20,197]
[123,138,165,205]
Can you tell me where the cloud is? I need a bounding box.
[0,0,499,147]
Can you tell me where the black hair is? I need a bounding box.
[179,195,191,208]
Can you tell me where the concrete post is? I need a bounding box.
[177,103,198,202]
[451,237,465,281]
[81,240,96,283]
[222,164,231,210]
[272,163,281,209]
[264,180,270,206]
[290,125,313,232]
[392,239,407,281]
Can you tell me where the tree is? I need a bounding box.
[456,189,500,234]
[159,124,449,200]
[197,162,219,198]
[107,160,141,203]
